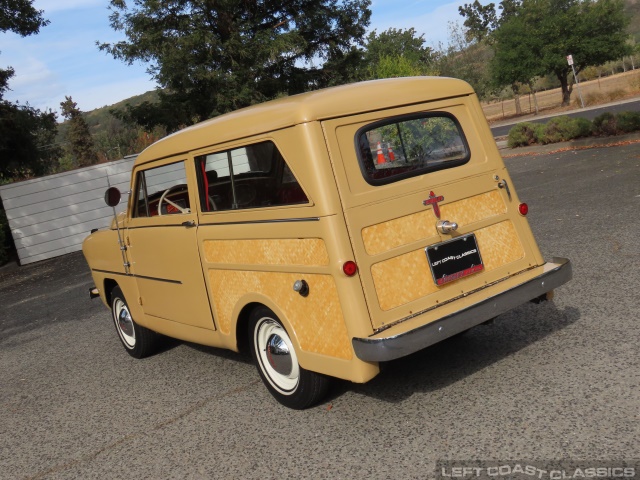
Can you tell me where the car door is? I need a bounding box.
[126,158,215,330]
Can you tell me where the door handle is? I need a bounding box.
[181,220,197,228]
[498,179,512,201]
[437,220,458,234]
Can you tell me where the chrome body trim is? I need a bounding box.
[352,257,572,362]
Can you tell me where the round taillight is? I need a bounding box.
[342,261,358,277]
[519,203,529,216]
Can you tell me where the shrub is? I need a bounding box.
[537,116,593,144]
[615,111,640,133]
[542,116,578,144]
[573,117,593,138]
[593,112,618,135]
[507,122,540,147]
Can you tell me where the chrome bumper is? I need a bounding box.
[352,257,572,362]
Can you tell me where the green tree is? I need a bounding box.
[362,28,436,80]
[100,0,371,132]
[460,0,631,106]
[458,0,520,41]
[1,0,49,96]
[365,28,433,66]
[434,22,494,100]
[489,6,544,113]
[0,0,48,35]
[0,96,59,179]
[0,0,58,180]
[542,0,631,105]
[60,96,98,168]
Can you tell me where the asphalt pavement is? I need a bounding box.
[1,143,639,479]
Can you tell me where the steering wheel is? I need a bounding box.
[158,185,191,216]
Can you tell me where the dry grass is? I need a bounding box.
[483,69,640,123]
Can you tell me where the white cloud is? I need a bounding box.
[33,0,104,14]
[71,76,158,111]
[369,0,467,47]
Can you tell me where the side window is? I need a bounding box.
[356,113,470,185]
[134,161,190,217]
[195,141,308,212]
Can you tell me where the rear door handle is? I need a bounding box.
[498,179,512,201]
[181,220,197,228]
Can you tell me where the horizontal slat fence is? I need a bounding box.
[0,157,136,265]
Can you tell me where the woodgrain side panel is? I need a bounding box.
[371,220,524,311]
[208,270,352,360]
[203,239,329,266]
[362,191,506,256]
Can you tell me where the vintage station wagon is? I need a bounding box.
[83,77,572,409]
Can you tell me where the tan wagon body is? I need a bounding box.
[83,77,571,408]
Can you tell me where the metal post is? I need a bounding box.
[571,63,585,108]
[567,55,584,109]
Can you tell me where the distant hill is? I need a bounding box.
[83,90,159,132]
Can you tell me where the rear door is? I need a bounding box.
[323,96,542,331]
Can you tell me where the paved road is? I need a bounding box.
[1,144,639,479]
[490,98,640,137]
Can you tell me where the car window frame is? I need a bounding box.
[354,111,471,187]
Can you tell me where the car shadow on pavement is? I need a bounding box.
[335,301,580,405]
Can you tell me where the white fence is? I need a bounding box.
[0,157,136,265]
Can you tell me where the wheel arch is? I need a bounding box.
[103,278,118,305]
[231,297,301,356]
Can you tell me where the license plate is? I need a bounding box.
[426,234,484,286]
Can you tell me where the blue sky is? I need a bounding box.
[1,0,469,114]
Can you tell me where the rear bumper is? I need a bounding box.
[352,257,572,362]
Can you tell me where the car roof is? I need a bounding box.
[134,76,474,166]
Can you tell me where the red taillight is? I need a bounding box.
[519,203,529,216]
[342,261,358,277]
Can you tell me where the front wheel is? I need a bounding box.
[249,306,330,409]
[110,286,158,359]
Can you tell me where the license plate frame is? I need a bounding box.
[426,234,484,286]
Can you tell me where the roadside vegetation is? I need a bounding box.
[507,111,640,148]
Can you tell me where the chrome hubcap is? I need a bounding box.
[118,308,134,338]
[113,298,135,348]
[265,334,292,376]
[256,318,299,394]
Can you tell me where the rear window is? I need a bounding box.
[356,113,470,185]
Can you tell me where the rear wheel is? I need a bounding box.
[110,286,158,359]
[249,306,330,409]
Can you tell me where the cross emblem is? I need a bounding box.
[423,191,444,219]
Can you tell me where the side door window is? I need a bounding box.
[134,161,191,217]
[195,140,308,212]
